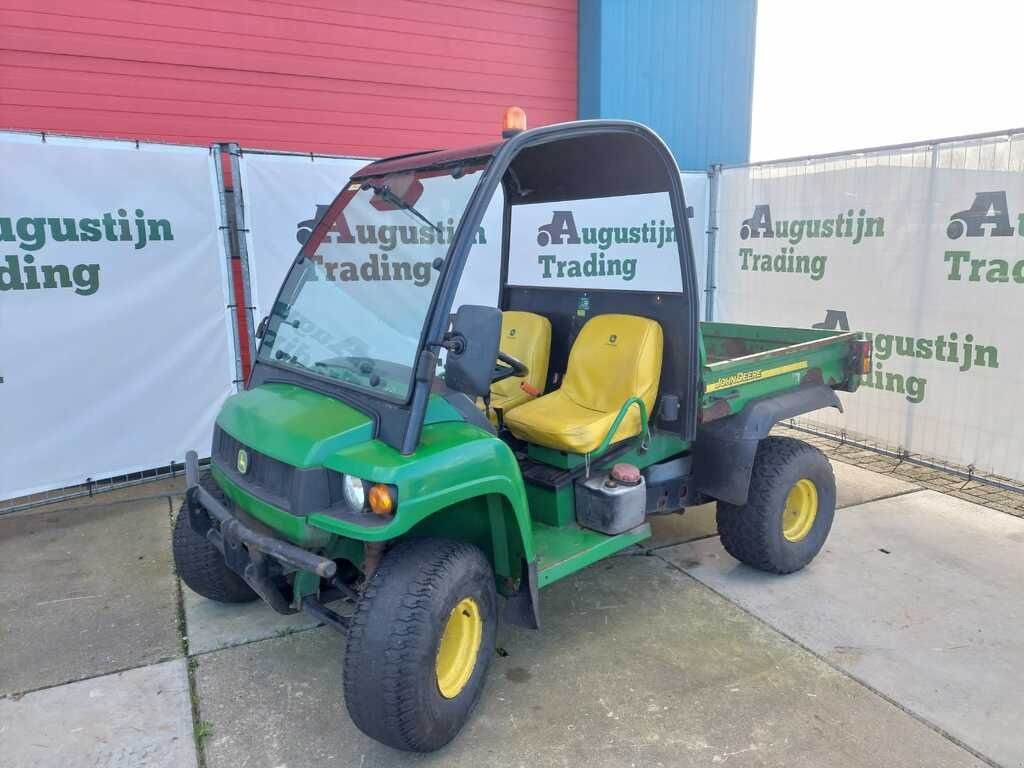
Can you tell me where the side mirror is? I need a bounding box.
[256,315,269,339]
[444,305,501,398]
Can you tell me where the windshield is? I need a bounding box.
[256,163,487,401]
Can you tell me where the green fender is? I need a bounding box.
[309,420,536,571]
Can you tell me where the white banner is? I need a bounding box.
[714,149,1024,480]
[0,133,235,500]
[508,192,684,292]
[241,153,708,319]
[240,153,365,322]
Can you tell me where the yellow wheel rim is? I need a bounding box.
[435,597,483,699]
[782,479,818,542]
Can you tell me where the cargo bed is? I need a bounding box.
[699,322,862,419]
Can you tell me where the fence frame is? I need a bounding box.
[0,134,250,515]
[712,125,1024,496]
[5,125,1024,514]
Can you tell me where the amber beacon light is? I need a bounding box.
[502,106,527,138]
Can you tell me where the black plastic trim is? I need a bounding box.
[504,558,540,630]
[693,385,843,506]
[413,120,703,452]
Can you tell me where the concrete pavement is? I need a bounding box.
[194,553,986,768]
[663,489,1024,768]
[0,457,1018,768]
[0,498,181,696]
[0,660,196,768]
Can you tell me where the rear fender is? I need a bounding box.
[693,384,842,506]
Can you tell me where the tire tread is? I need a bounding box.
[172,473,257,603]
[717,436,834,574]
[343,538,494,752]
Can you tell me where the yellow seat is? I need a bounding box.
[504,314,663,454]
[479,311,551,424]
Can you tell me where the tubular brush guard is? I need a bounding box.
[183,451,348,630]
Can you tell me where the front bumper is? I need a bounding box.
[184,451,349,631]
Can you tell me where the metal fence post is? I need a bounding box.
[704,163,721,322]
[227,143,258,374]
[212,143,246,389]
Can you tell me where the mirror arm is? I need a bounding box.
[428,334,466,355]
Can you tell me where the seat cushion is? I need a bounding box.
[505,314,663,453]
[502,389,646,454]
[477,311,551,425]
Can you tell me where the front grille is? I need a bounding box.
[212,427,295,511]
[211,426,365,518]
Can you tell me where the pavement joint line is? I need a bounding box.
[637,531,723,553]
[0,653,186,701]
[170,495,211,768]
[185,620,332,660]
[836,486,929,510]
[648,547,1004,768]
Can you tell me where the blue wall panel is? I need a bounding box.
[579,0,757,170]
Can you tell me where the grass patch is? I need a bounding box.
[194,720,215,746]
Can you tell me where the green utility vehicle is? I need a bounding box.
[175,117,871,752]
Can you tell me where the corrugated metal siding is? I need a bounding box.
[0,0,577,155]
[578,0,756,170]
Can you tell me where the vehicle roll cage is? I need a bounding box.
[256,120,701,455]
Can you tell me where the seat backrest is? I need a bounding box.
[492,311,552,400]
[562,314,663,413]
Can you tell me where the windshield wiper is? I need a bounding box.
[368,184,443,236]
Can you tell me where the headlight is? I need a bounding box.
[342,474,366,510]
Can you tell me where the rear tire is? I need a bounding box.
[717,437,836,574]
[172,474,258,603]
[343,538,497,752]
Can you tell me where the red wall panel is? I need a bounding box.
[0,0,577,155]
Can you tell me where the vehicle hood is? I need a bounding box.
[215,383,375,468]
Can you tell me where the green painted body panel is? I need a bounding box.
[205,320,861,601]
[533,522,651,587]
[211,465,328,547]
[526,443,587,470]
[700,322,862,422]
[525,482,575,527]
[309,419,533,560]
[214,388,533,564]
[216,383,467,469]
[217,383,374,468]
[604,432,689,469]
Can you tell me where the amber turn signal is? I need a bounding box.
[368,483,396,516]
[502,106,527,138]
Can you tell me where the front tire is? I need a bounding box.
[343,538,497,752]
[172,474,258,603]
[717,437,836,574]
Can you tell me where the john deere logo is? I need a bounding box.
[237,449,249,475]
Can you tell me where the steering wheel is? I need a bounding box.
[492,350,529,384]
